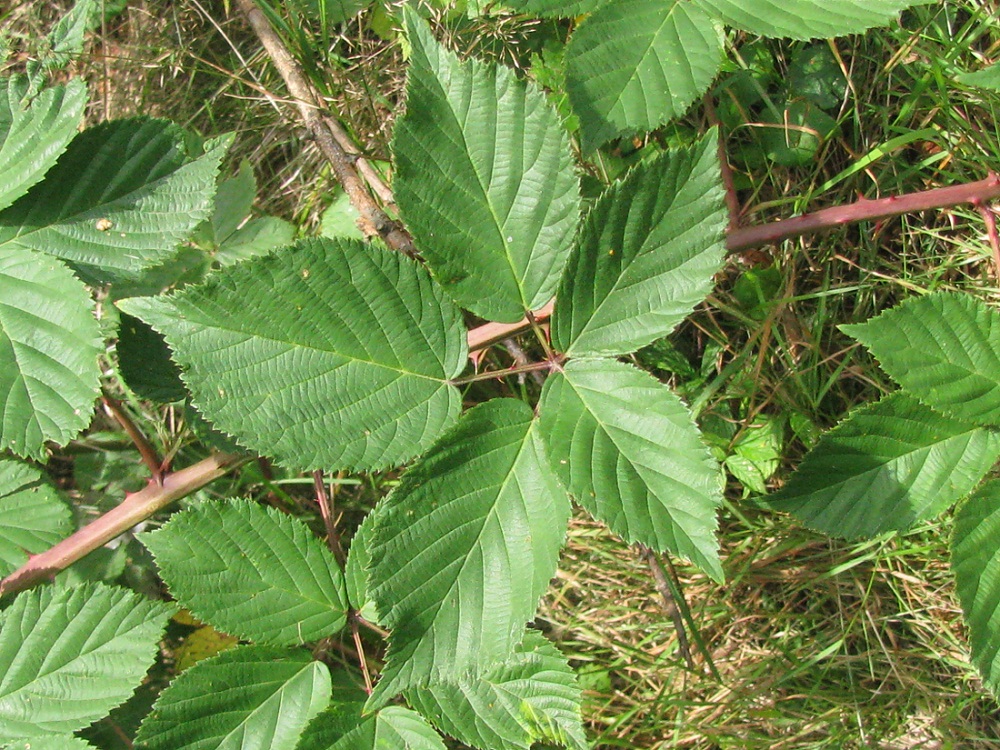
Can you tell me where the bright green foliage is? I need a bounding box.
[367,399,570,707]
[842,292,1000,426]
[2,736,96,749]
[565,0,723,153]
[142,499,348,645]
[0,459,71,577]
[344,508,378,624]
[298,704,446,750]
[518,0,605,16]
[770,393,1000,538]
[135,645,331,750]
[0,77,87,211]
[953,480,1000,696]
[959,62,1000,91]
[540,359,723,580]
[0,246,102,459]
[552,133,726,357]
[394,9,579,323]
[0,583,173,739]
[0,119,230,283]
[119,237,467,471]
[35,0,98,79]
[405,631,586,750]
[286,0,370,26]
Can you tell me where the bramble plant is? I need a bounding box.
[3,0,1000,747]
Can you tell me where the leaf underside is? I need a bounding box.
[770,392,1000,538]
[142,499,348,645]
[0,458,71,578]
[119,237,467,472]
[395,9,580,322]
[367,399,570,707]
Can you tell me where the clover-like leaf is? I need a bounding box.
[119,237,467,471]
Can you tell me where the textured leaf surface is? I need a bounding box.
[143,499,348,645]
[770,393,1000,538]
[406,631,586,750]
[395,10,579,322]
[953,480,1000,697]
[117,313,186,402]
[693,0,932,39]
[0,583,173,738]
[136,645,331,750]
[842,293,1000,426]
[552,134,726,357]
[298,704,445,750]
[119,237,467,471]
[517,0,607,16]
[2,737,95,749]
[0,76,86,212]
[367,399,570,707]
[0,245,102,459]
[539,359,723,581]
[0,119,229,283]
[345,509,379,624]
[0,459,71,577]
[565,0,723,152]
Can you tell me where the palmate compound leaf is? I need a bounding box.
[564,0,724,153]
[842,292,1000,426]
[405,630,587,750]
[366,399,570,708]
[298,704,445,750]
[135,645,331,750]
[0,582,174,739]
[539,359,724,581]
[692,0,933,40]
[953,480,1000,697]
[0,245,102,460]
[119,237,467,472]
[770,392,1000,538]
[0,118,230,284]
[552,131,727,357]
[394,8,580,323]
[142,499,348,645]
[0,458,72,577]
[0,76,87,212]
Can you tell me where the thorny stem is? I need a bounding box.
[313,470,346,567]
[975,201,1000,284]
[703,93,741,231]
[449,359,556,386]
[351,616,374,694]
[101,392,165,483]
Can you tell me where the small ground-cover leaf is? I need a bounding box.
[0,583,173,739]
[0,119,230,284]
[406,631,587,750]
[298,704,445,750]
[0,76,87,212]
[771,392,1000,538]
[565,0,724,153]
[142,499,348,645]
[953,480,1000,697]
[394,9,579,323]
[0,245,102,459]
[539,359,724,581]
[552,132,726,357]
[136,645,330,750]
[367,399,570,707]
[959,62,1000,91]
[843,292,1000,426]
[119,237,467,471]
[0,458,71,577]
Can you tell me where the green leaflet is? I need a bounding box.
[770,392,1000,538]
[367,399,570,708]
[142,499,349,645]
[959,62,1000,92]
[552,133,726,357]
[298,704,445,750]
[0,459,72,578]
[405,631,587,750]
[0,246,102,460]
[119,237,467,472]
[135,645,331,750]
[116,314,186,403]
[345,507,379,625]
[395,9,580,323]
[692,0,934,39]
[953,480,1000,698]
[843,292,1000,427]
[0,76,87,212]
[0,118,230,284]
[1,736,96,749]
[516,0,607,16]
[565,0,724,153]
[0,583,173,739]
[539,359,724,581]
